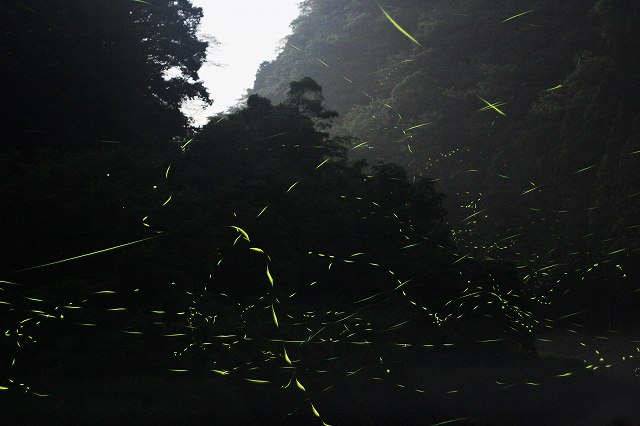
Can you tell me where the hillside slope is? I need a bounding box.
[252,0,640,322]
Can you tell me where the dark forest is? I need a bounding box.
[2,0,640,424]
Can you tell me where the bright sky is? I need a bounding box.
[186,0,302,125]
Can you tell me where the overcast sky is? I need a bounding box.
[186,0,302,125]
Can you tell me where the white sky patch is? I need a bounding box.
[185,0,302,125]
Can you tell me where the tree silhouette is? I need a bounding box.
[2,0,211,146]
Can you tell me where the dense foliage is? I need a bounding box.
[252,0,640,324]
[1,0,210,271]
[2,1,640,423]
[2,0,210,144]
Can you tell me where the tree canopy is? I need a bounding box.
[2,0,211,145]
[251,0,640,322]
[3,2,640,423]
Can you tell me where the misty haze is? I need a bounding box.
[2,1,639,424]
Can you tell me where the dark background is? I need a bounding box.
[1,1,639,424]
